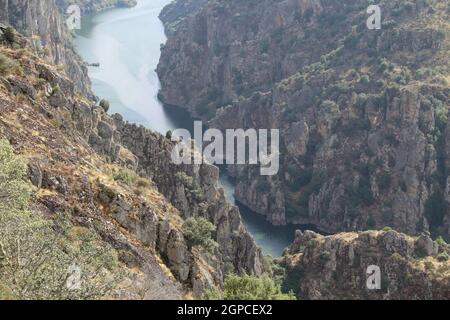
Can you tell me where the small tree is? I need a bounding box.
[0,53,17,76]
[99,99,110,113]
[183,217,217,253]
[3,26,16,47]
[204,274,296,300]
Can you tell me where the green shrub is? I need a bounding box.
[99,99,110,113]
[271,28,283,43]
[51,85,61,95]
[3,26,16,46]
[382,226,393,232]
[183,217,217,253]
[136,177,150,189]
[437,252,449,262]
[175,172,193,186]
[360,75,370,84]
[113,169,137,186]
[0,138,30,210]
[204,274,296,300]
[435,236,447,246]
[0,53,17,76]
[176,172,204,201]
[344,34,359,49]
[320,100,339,113]
[260,39,270,53]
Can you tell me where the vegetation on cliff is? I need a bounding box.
[204,274,296,300]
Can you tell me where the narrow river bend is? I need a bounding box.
[74,0,297,257]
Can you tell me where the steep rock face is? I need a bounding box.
[0,0,92,96]
[158,0,450,238]
[279,230,450,299]
[157,0,329,116]
[57,56,264,287]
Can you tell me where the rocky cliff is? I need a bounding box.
[157,0,450,238]
[279,229,450,299]
[0,0,136,97]
[0,1,264,299]
[0,0,94,96]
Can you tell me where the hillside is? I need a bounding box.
[157,0,450,240]
[0,0,265,300]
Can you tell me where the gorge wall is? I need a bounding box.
[157,0,450,239]
[279,229,450,299]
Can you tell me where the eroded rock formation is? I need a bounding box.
[279,230,450,299]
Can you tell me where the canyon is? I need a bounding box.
[0,0,449,300]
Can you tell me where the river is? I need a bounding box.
[74,0,297,257]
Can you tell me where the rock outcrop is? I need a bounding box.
[158,0,450,239]
[279,230,450,299]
